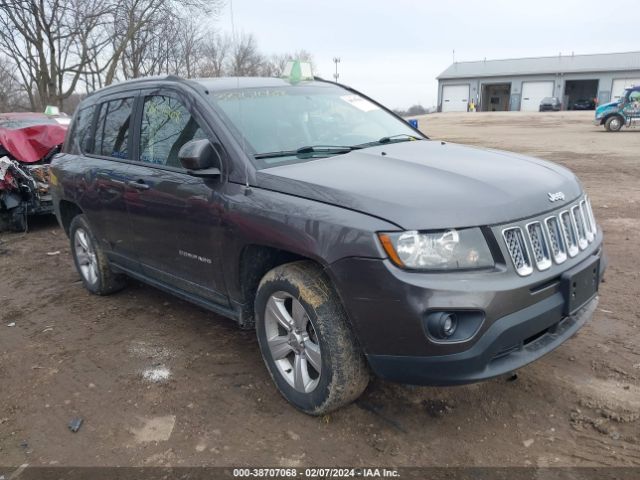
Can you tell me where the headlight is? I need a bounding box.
[378,228,494,270]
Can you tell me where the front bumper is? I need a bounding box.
[367,292,597,385]
[328,236,606,386]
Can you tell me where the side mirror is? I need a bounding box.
[178,139,222,177]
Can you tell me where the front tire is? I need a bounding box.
[69,215,126,295]
[605,115,623,132]
[255,261,369,415]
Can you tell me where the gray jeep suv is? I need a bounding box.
[50,75,606,414]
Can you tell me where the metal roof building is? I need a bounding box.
[436,51,640,112]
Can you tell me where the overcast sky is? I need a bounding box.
[219,0,638,109]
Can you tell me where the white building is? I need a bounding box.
[437,51,640,112]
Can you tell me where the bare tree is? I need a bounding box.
[0,0,222,109]
[177,16,204,78]
[261,54,287,77]
[0,55,28,111]
[262,49,315,77]
[198,32,230,77]
[104,0,221,84]
[229,33,264,77]
[0,0,319,110]
[0,0,112,109]
[105,0,175,84]
[118,12,173,79]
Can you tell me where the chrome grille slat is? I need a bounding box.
[585,197,597,236]
[502,227,533,276]
[544,216,567,264]
[580,200,595,242]
[526,221,551,270]
[501,196,597,274]
[560,210,580,257]
[572,205,588,250]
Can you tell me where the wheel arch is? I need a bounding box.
[235,244,326,329]
[58,200,84,235]
[603,112,624,123]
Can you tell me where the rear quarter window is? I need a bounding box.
[66,105,95,154]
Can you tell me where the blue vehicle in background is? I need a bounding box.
[594,86,640,131]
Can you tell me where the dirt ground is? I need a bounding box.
[1,111,639,468]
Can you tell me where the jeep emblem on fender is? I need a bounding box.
[548,191,565,202]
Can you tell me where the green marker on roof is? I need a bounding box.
[44,105,60,116]
[282,60,313,84]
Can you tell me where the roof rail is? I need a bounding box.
[87,74,187,96]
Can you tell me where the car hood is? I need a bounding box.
[0,123,67,163]
[596,101,619,115]
[255,140,582,230]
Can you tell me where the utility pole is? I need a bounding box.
[333,57,341,82]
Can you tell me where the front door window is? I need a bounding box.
[139,95,207,167]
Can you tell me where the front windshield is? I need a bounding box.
[209,83,421,168]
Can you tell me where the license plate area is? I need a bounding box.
[561,256,600,315]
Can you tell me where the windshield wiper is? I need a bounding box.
[356,133,423,148]
[378,133,423,143]
[254,145,362,159]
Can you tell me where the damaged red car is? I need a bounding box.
[0,112,67,231]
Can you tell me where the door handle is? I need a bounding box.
[127,179,150,190]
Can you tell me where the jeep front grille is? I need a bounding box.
[501,196,598,276]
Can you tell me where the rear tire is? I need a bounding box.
[10,207,27,232]
[255,261,369,415]
[69,214,126,295]
[0,209,25,232]
[605,115,623,132]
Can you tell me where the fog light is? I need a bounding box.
[442,314,457,337]
[426,311,458,340]
[424,310,485,343]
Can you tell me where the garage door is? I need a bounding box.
[521,81,554,111]
[611,78,640,102]
[442,85,469,112]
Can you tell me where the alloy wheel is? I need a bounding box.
[74,228,98,285]
[263,291,322,393]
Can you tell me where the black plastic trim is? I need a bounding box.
[366,294,598,386]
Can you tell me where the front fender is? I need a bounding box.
[219,182,397,301]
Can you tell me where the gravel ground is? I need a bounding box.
[0,111,638,467]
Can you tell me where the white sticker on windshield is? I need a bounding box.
[340,95,380,112]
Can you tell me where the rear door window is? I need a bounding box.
[139,95,207,167]
[94,97,134,159]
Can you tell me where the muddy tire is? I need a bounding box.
[255,261,369,415]
[69,214,126,295]
[605,115,623,132]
